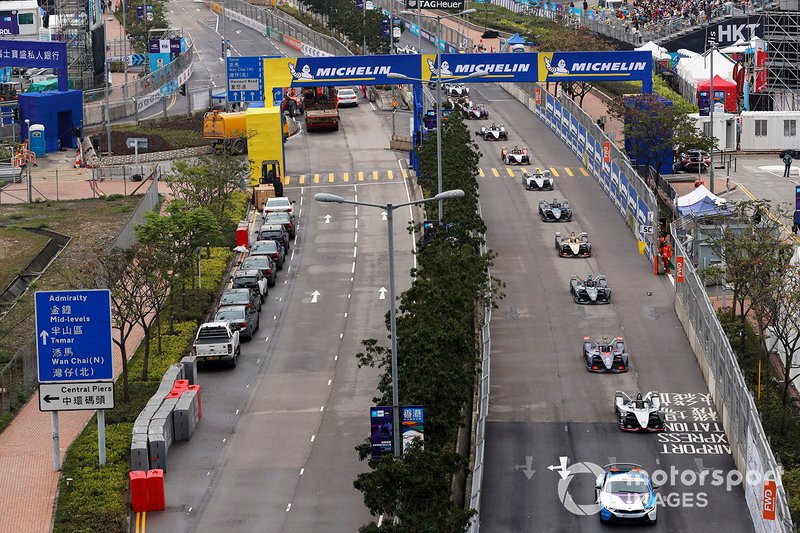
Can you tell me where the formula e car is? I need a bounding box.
[595,464,658,524]
[462,101,489,120]
[556,231,590,257]
[395,45,418,54]
[522,168,554,190]
[539,199,572,222]
[570,274,610,303]
[444,83,469,97]
[476,123,508,141]
[614,391,666,432]
[502,146,530,165]
[583,335,627,372]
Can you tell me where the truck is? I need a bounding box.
[202,110,248,155]
[302,86,339,132]
[192,322,241,368]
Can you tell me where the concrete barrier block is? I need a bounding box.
[180,356,198,385]
[147,433,167,471]
[173,390,200,441]
[131,438,150,471]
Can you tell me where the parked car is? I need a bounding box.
[214,305,259,341]
[231,269,268,302]
[241,255,277,287]
[258,223,291,252]
[676,149,711,172]
[263,197,295,219]
[337,87,359,107]
[219,287,261,312]
[250,239,286,270]
[192,322,240,368]
[264,211,296,238]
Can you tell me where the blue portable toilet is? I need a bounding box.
[28,124,46,157]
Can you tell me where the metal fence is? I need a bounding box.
[670,225,794,533]
[0,176,161,418]
[371,0,474,52]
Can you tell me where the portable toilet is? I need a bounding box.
[28,124,45,157]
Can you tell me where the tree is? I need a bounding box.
[132,244,171,381]
[607,93,714,176]
[164,154,248,224]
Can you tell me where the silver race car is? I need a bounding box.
[522,168,554,190]
[539,199,572,222]
[462,101,489,120]
[570,274,610,303]
[583,335,628,373]
[614,391,666,432]
[444,83,469,97]
[502,146,530,165]
[476,123,508,141]
[556,231,590,256]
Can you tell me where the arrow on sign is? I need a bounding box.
[378,287,387,300]
[324,215,332,224]
[39,330,49,345]
[381,211,387,221]
[515,456,536,480]
[42,394,60,403]
[311,290,320,303]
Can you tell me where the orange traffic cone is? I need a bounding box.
[74,150,83,168]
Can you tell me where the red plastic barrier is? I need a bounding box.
[188,384,202,418]
[129,470,149,512]
[236,225,249,249]
[146,469,166,512]
[172,379,189,392]
[165,391,182,399]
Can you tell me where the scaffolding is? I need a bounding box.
[47,0,102,90]
[763,6,800,110]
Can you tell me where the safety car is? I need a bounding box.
[595,463,658,524]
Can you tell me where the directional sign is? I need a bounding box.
[126,137,148,150]
[38,381,115,412]
[35,290,114,383]
[272,87,283,107]
[227,56,265,103]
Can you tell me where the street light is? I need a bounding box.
[707,38,717,194]
[389,62,484,224]
[315,189,465,457]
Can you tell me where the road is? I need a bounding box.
[468,82,754,531]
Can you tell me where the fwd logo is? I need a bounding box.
[717,23,760,43]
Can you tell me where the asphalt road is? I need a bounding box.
[468,83,754,532]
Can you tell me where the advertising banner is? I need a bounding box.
[627,180,638,220]
[618,171,629,217]
[264,54,421,89]
[545,93,554,127]
[538,51,653,92]
[602,157,611,194]
[569,115,578,155]
[0,13,20,36]
[610,162,620,212]
[585,132,595,173]
[560,110,568,142]
[370,406,394,459]
[405,0,465,9]
[577,124,586,159]
[593,138,602,180]
[0,41,68,90]
[637,195,649,242]
[675,256,685,283]
[401,405,424,452]
[88,0,103,30]
[553,100,561,135]
[420,52,537,83]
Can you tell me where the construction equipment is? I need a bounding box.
[302,86,339,131]
[202,110,248,155]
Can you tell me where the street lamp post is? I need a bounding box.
[315,189,465,457]
[708,38,716,194]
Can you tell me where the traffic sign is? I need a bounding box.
[35,289,114,383]
[272,87,283,107]
[642,225,654,235]
[38,381,115,412]
[227,56,265,103]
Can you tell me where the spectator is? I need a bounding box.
[583,0,589,14]
[784,152,793,177]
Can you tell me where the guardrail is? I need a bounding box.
[670,225,794,533]
[371,0,472,52]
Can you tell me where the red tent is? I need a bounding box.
[697,75,738,113]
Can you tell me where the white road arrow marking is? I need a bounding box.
[39,330,49,345]
[547,456,571,480]
[515,456,536,480]
[324,214,332,224]
[310,290,320,303]
[381,211,387,221]
[378,287,387,300]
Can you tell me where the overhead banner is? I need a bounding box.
[406,0,465,9]
[421,52,536,83]
[538,51,653,92]
[264,54,421,88]
[0,40,69,91]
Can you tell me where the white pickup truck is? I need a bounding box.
[192,322,241,368]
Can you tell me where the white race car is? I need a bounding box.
[521,168,553,190]
[501,145,530,165]
[614,391,666,432]
[476,123,508,141]
[444,83,469,97]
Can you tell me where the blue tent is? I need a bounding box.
[507,33,527,45]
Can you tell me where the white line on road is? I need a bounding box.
[311,434,316,442]
[354,232,358,243]
[354,219,358,229]
[369,101,376,111]
[300,468,305,475]
[339,333,343,339]
[351,262,356,274]
[223,438,226,443]
[320,406,325,412]
[286,503,292,512]
[334,355,339,361]
[353,246,357,258]
[235,409,239,415]
[328,379,332,386]
[279,297,283,302]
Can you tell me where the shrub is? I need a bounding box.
[167,288,216,323]
[103,381,160,425]
[128,320,197,382]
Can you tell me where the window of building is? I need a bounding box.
[17,13,34,25]
[755,120,768,137]
[785,120,797,137]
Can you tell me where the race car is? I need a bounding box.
[501,146,530,165]
[522,168,554,190]
[539,199,572,222]
[476,123,508,141]
[444,83,469,97]
[614,391,666,432]
[395,45,418,54]
[556,231,590,257]
[462,101,489,120]
[595,463,658,524]
[583,335,628,372]
[570,274,610,303]
[450,96,471,112]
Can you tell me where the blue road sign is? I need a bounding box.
[272,87,283,107]
[35,290,114,383]
[227,56,265,103]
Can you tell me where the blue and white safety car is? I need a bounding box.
[595,463,658,524]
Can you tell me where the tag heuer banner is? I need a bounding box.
[405,0,465,9]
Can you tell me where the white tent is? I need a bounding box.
[635,40,670,60]
[676,185,729,216]
[676,49,736,86]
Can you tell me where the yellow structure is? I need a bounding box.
[246,106,285,187]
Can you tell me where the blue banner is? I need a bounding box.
[265,55,422,88]
[0,41,68,91]
[601,156,611,194]
[627,181,638,220]
[538,51,653,92]
[422,52,537,83]
[618,171,630,217]
[545,93,554,128]
[560,111,569,142]
[577,124,586,159]
[569,115,578,155]
[593,139,602,180]
[370,406,394,459]
[610,162,620,212]
[553,100,561,134]
[637,196,649,244]
[585,133,595,172]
